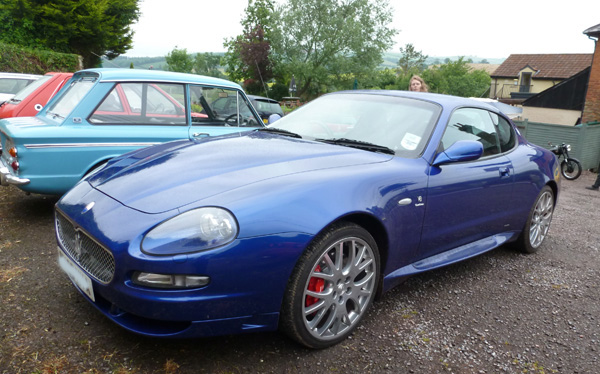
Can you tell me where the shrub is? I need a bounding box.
[0,42,81,73]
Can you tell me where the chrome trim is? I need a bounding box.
[398,198,412,206]
[24,142,160,149]
[100,78,240,91]
[0,165,30,186]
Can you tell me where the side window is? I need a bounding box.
[441,108,499,157]
[189,85,259,127]
[89,83,186,125]
[96,90,123,112]
[490,113,516,152]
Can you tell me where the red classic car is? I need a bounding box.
[0,72,73,118]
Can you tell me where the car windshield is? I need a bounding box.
[10,75,53,102]
[270,93,441,158]
[44,77,96,121]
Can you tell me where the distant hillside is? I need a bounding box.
[109,53,506,71]
[381,53,506,69]
[102,56,174,70]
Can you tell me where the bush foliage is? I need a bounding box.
[0,42,81,74]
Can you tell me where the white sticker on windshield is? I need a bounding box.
[401,133,421,150]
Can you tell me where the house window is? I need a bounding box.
[520,72,532,92]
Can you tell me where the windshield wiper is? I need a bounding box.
[317,138,395,155]
[256,127,302,138]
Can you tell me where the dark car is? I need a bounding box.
[248,95,284,124]
[55,90,560,349]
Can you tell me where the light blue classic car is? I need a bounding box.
[0,68,264,195]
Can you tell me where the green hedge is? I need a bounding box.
[0,43,81,74]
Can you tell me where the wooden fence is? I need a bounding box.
[514,120,600,171]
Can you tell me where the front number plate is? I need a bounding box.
[57,248,95,302]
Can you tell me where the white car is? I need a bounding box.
[0,72,42,104]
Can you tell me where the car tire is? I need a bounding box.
[280,222,380,349]
[517,185,555,254]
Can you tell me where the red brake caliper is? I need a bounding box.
[306,265,325,307]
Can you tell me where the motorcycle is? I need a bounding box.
[548,142,582,180]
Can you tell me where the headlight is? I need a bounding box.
[141,207,238,255]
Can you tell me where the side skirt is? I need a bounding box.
[382,231,519,293]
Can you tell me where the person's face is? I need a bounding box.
[410,79,422,91]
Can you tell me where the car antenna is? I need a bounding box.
[255,60,270,98]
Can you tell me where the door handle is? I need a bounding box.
[499,167,510,177]
[193,133,210,138]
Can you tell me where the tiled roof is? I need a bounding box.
[491,54,592,79]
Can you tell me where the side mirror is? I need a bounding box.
[268,113,281,124]
[433,140,483,166]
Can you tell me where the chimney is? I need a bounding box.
[582,24,600,124]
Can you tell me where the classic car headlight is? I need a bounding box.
[141,207,238,255]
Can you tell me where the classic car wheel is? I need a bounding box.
[519,186,554,253]
[281,222,380,348]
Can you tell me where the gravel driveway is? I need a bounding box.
[1,171,599,374]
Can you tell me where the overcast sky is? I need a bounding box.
[124,0,600,59]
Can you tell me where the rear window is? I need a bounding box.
[10,75,53,102]
[0,77,38,95]
[254,99,284,115]
[44,77,96,121]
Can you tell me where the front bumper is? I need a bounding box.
[0,161,30,186]
[55,182,313,338]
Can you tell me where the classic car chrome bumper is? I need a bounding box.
[0,163,30,186]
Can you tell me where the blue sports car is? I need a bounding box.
[55,90,559,348]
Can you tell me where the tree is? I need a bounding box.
[397,43,428,74]
[269,0,397,98]
[422,57,491,97]
[0,0,140,68]
[165,47,194,73]
[194,53,225,78]
[224,0,276,88]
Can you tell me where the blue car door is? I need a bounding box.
[418,108,516,260]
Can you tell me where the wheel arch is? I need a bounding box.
[83,158,111,178]
[546,180,559,206]
[324,212,390,297]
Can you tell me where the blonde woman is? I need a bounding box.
[409,75,429,92]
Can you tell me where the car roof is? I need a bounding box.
[76,68,242,90]
[332,90,504,116]
[247,94,279,103]
[0,72,42,80]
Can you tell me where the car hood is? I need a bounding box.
[89,132,393,213]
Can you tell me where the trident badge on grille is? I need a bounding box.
[74,232,83,261]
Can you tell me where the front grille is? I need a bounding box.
[55,210,115,284]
